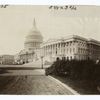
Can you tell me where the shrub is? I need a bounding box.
[45,59,100,82]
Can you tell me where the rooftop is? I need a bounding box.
[42,35,100,46]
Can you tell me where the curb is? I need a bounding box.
[48,75,79,95]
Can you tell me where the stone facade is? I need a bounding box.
[41,35,100,62]
[14,19,100,64]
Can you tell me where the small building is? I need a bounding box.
[0,55,14,65]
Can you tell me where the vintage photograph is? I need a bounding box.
[0,5,100,95]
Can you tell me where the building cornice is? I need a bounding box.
[41,35,100,47]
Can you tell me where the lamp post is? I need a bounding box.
[41,56,43,69]
[26,52,28,63]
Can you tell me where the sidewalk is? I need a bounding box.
[48,75,79,95]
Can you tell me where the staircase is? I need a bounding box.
[22,59,51,69]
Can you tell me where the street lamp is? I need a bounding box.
[41,56,44,69]
[26,52,28,63]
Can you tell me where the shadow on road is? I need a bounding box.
[0,69,11,74]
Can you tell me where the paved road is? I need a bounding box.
[0,68,75,95]
[0,69,45,76]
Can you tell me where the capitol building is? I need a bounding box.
[15,19,100,64]
[15,19,43,64]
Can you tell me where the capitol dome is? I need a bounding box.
[24,19,43,51]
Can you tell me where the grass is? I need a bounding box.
[52,75,100,94]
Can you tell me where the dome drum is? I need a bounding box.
[24,19,43,51]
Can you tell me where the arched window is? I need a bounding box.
[67,57,69,60]
[70,56,72,60]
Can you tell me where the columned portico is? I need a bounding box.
[41,35,100,62]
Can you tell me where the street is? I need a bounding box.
[0,65,76,95]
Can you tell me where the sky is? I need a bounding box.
[0,5,100,55]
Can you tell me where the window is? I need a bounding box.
[66,42,68,46]
[67,57,69,60]
[67,48,68,54]
[70,56,72,60]
[56,48,57,55]
[70,41,72,46]
[78,48,80,53]
[70,48,71,53]
[73,48,75,53]
[74,56,76,59]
